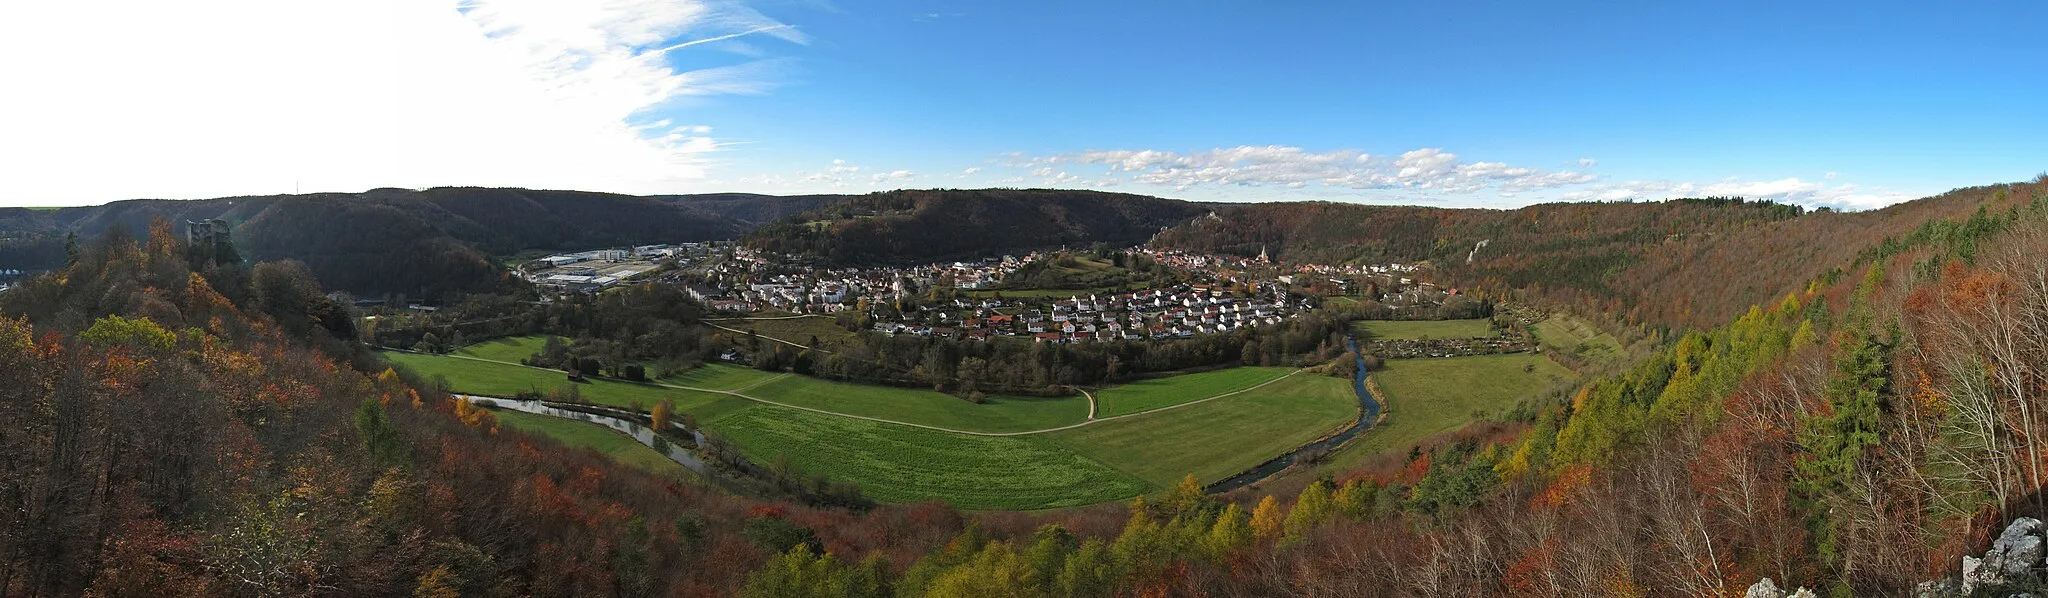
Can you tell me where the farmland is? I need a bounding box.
[1533,314,1625,365]
[453,334,556,362]
[493,410,696,480]
[1052,372,1359,488]
[1092,367,1294,417]
[388,346,1365,507]
[1320,353,1575,472]
[704,405,1144,509]
[706,315,861,349]
[746,375,1089,433]
[1351,318,1494,340]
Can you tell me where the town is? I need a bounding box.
[505,238,1470,345]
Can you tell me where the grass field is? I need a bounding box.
[383,352,754,420]
[494,410,695,479]
[661,363,784,391]
[1321,353,1574,471]
[1052,372,1359,488]
[1093,367,1295,417]
[706,405,1144,509]
[454,335,558,363]
[708,316,861,349]
[1352,318,1495,340]
[747,376,1088,433]
[390,348,1363,508]
[1533,315,1624,364]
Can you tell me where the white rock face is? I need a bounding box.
[1745,578,1785,598]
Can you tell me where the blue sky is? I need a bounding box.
[2,0,2043,207]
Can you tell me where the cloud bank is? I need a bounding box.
[0,0,803,204]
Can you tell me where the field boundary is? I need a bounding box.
[401,349,1299,437]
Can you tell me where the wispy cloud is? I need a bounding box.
[1559,178,1917,210]
[1007,146,1598,195]
[0,0,809,203]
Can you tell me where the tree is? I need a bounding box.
[650,399,674,431]
[1284,480,1335,535]
[356,399,405,467]
[1249,496,1283,539]
[1204,503,1252,557]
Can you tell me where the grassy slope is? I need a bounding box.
[747,376,1089,433]
[1321,353,1574,472]
[1051,373,1359,489]
[705,405,1143,510]
[453,335,557,363]
[1532,315,1624,365]
[1351,318,1494,340]
[1092,367,1295,417]
[393,349,1361,507]
[383,352,753,420]
[709,316,861,349]
[493,410,694,479]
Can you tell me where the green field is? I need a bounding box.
[454,335,557,363]
[1321,353,1575,471]
[383,351,754,419]
[391,348,1362,508]
[494,410,695,479]
[1352,318,1495,340]
[661,363,784,390]
[1533,315,1624,364]
[1052,373,1359,488]
[747,376,1088,433]
[706,405,1143,509]
[708,316,861,349]
[1093,367,1294,417]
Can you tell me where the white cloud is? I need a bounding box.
[0,0,804,205]
[1014,145,1599,195]
[1559,177,1918,210]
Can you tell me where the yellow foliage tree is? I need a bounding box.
[1249,495,1283,539]
[1284,480,1334,535]
[413,565,459,598]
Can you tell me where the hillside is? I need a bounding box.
[0,188,842,300]
[742,188,1217,264]
[1151,189,2024,330]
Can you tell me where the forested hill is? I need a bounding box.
[0,188,844,300]
[1151,185,2031,331]
[741,188,1218,265]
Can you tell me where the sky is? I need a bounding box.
[1,1,2043,209]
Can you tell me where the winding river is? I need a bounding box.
[1204,335,1383,493]
[464,396,717,478]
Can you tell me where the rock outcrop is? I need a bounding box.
[1744,578,1817,598]
[1917,517,2048,597]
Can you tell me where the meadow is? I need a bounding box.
[1052,372,1359,488]
[1351,318,1494,340]
[704,405,1144,509]
[1533,315,1624,364]
[1091,367,1295,417]
[453,335,557,362]
[1319,353,1575,472]
[387,346,1364,508]
[707,315,862,349]
[746,375,1089,433]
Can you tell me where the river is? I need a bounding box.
[462,396,717,478]
[1204,335,1382,493]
